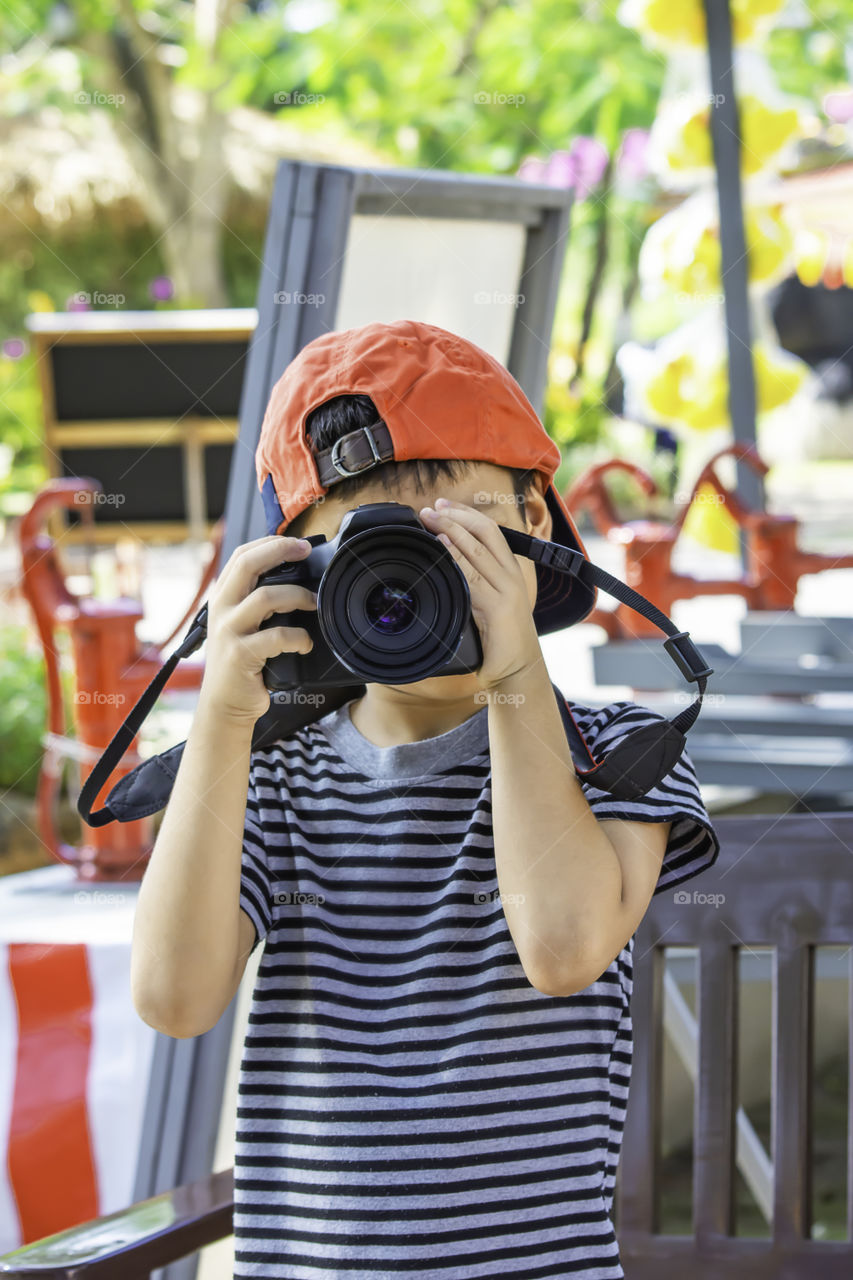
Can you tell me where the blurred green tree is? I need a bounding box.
[2,0,665,306]
[2,0,853,482]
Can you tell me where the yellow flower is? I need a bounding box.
[681,482,740,553]
[641,200,792,296]
[646,355,690,423]
[675,109,713,171]
[622,0,706,47]
[793,228,829,287]
[27,291,55,313]
[621,0,790,51]
[754,344,808,411]
[741,98,800,176]
[652,94,803,184]
[743,204,793,283]
[645,355,729,431]
[642,342,807,431]
[683,369,730,431]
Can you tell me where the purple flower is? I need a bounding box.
[67,294,90,311]
[569,137,609,198]
[539,149,573,188]
[616,128,650,182]
[518,138,610,199]
[149,276,174,301]
[824,90,853,123]
[517,156,549,182]
[542,138,609,199]
[2,338,26,359]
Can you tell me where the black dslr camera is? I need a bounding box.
[255,502,484,689]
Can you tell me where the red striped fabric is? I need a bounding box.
[6,943,99,1241]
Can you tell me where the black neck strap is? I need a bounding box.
[77,531,713,825]
[499,526,712,736]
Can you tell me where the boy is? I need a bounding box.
[131,319,719,1279]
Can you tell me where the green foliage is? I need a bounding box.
[304,0,666,172]
[2,0,853,489]
[0,217,166,507]
[764,1,853,102]
[0,350,46,516]
[0,625,52,797]
[0,218,170,336]
[0,212,266,504]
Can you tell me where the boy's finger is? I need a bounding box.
[431,516,505,592]
[423,502,517,573]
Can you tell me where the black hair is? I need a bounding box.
[286,394,540,538]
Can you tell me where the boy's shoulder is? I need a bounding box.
[563,696,674,748]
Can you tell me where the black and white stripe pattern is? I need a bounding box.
[235,697,719,1278]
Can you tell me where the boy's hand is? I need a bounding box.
[200,534,318,726]
[419,498,543,690]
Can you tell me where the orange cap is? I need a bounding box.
[255,318,596,633]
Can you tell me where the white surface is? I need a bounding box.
[0,864,139,945]
[25,309,257,334]
[86,946,157,1218]
[336,215,527,363]
[0,947,18,1255]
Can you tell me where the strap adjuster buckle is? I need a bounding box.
[536,543,585,576]
[663,630,714,683]
[330,424,383,478]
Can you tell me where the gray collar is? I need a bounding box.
[315,698,490,779]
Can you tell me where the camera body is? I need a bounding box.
[255,502,484,690]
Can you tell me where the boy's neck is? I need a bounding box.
[348,685,484,747]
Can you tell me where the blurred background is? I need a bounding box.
[3,0,853,1272]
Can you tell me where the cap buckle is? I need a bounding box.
[330,424,383,479]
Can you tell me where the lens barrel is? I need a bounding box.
[316,526,471,683]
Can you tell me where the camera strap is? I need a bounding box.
[500,526,712,800]
[76,532,713,826]
[76,602,211,827]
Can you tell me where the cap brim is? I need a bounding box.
[532,484,597,635]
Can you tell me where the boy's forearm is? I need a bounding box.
[130,696,256,1035]
[486,658,623,991]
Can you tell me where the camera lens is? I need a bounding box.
[316,525,471,683]
[364,580,417,635]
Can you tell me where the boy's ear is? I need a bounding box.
[523,475,553,542]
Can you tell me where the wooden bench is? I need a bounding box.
[0,1169,232,1278]
[2,813,852,1278]
[619,809,853,1277]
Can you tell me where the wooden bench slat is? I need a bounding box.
[0,1169,233,1278]
[695,940,738,1239]
[618,945,663,1235]
[772,944,814,1242]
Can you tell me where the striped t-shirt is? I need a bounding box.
[235,694,719,1279]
